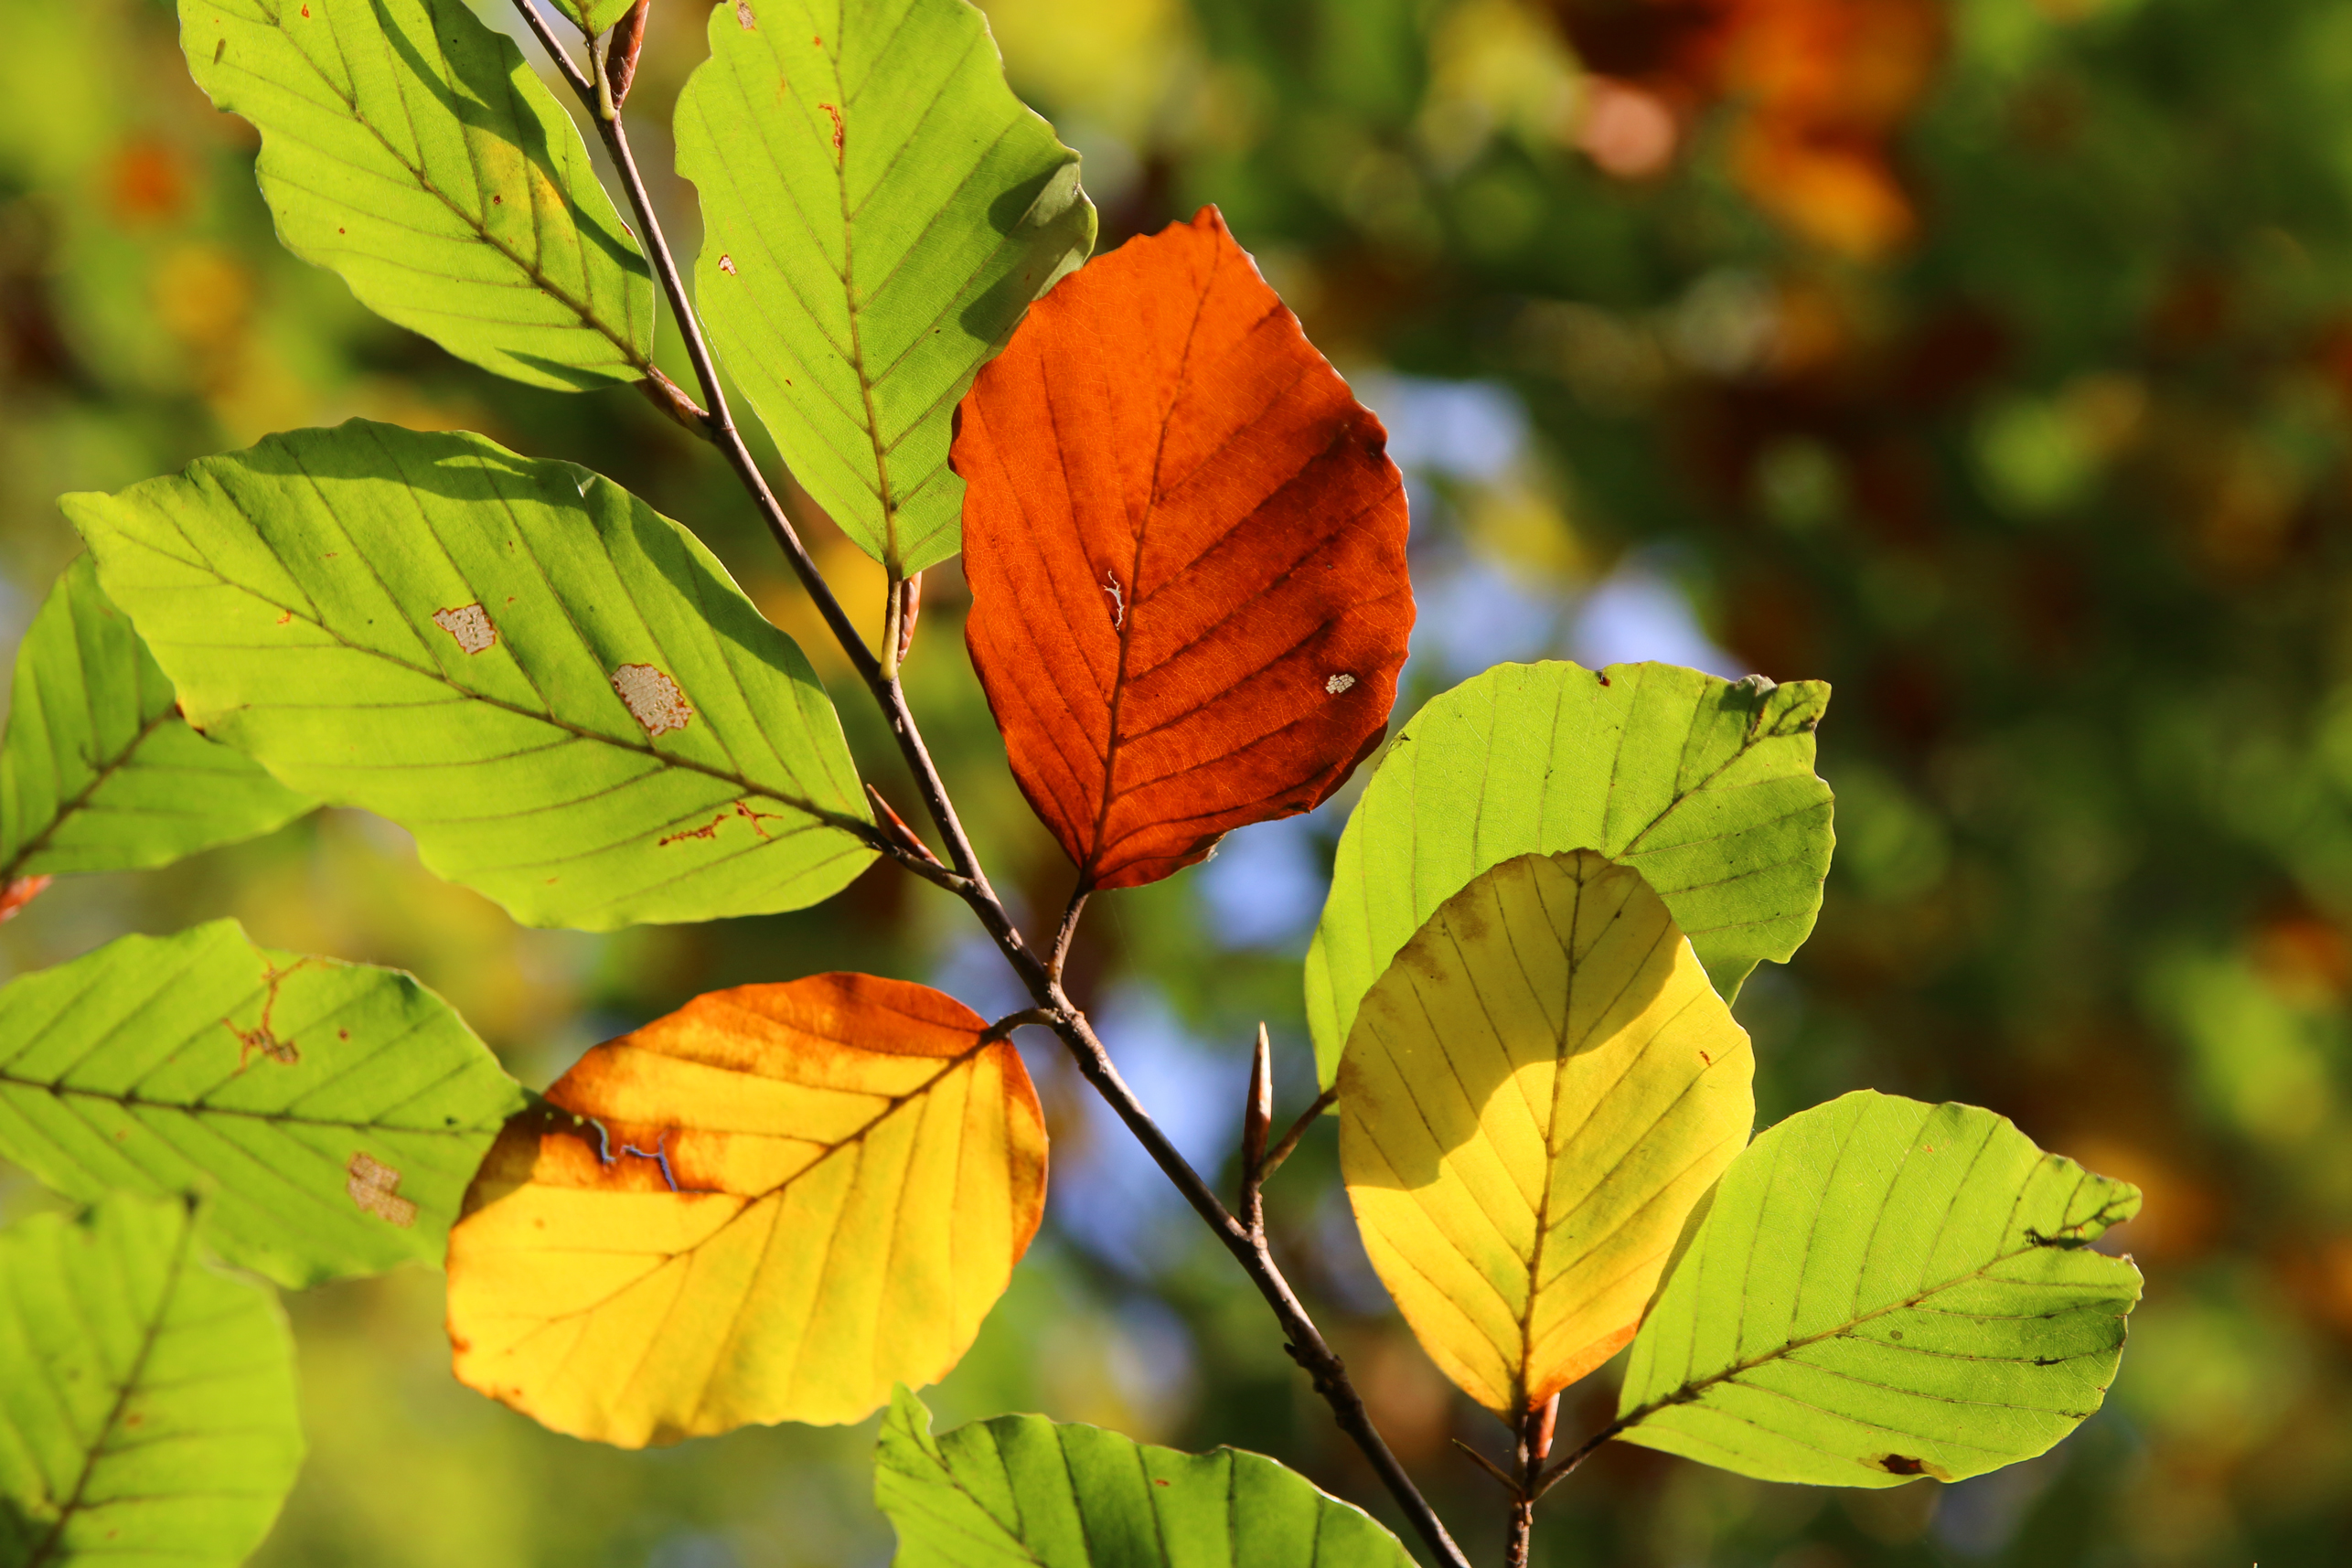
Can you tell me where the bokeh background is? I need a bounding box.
[3,0,2348,1563]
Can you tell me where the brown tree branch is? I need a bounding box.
[512,11,1473,1563]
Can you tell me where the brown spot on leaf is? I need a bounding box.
[718,253,737,275]
[347,1152,418,1228]
[432,603,497,655]
[659,800,786,847]
[222,958,314,1072]
[819,101,844,153]
[1878,1454,1927,1476]
[612,664,694,737]
[733,0,754,28]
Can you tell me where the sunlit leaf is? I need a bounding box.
[0,920,524,1287]
[1614,1091,2143,1487]
[63,421,876,931]
[1308,660,1833,1083]
[0,1193,302,1567]
[179,0,656,390]
[1,556,313,889]
[875,1387,1417,1568]
[675,0,1094,575]
[1341,850,1753,1414]
[446,974,1047,1445]
[957,208,1412,891]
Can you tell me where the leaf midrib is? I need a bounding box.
[1618,1228,2133,1436]
[24,1204,196,1568]
[0,1072,499,1136]
[1,709,176,885]
[239,0,648,373]
[112,521,870,840]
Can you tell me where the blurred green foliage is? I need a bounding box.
[3,0,2349,1564]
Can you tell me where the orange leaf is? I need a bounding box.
[444,974,1045,1445]
[955,207,1414,891]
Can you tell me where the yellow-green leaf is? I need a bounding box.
[1340,850,1754,1414]
[445,973,1046,1445]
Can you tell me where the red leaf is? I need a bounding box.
[955,207,1413,891]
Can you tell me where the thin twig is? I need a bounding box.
[1504,1395,1558,1568]
[981,1008,1059,1045]
[516,16,1473,1562]
[1450,1437,1520,1495]
[1261,1086,1337,1183]
[1534,1413,1628,1499]
[1046,888,1088,986]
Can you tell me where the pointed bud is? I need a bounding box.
[1243,1022,1273,1178]
[604,0,650,111]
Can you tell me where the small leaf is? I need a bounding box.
[554,0,641,33]
[0,920,525,1287]
[446,974,1046,1445]
[675,0,1095,575]
[1308,660,1834,1083]
[958,208,1413,891]
[1615,1091,2144,1487]
[1,556,313,886]
[876,1387,1417,1568]
[0,1193,302,1567]
[1341,851,1754,1414]
[64,421,876,931]
[179,0,656,390]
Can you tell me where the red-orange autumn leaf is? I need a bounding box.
[444,973,1045,1445]
[955,207,1413,891]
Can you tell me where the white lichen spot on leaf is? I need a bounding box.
[613,663,695,737]
[1326,673,1357,696]
[347,1151,418,1228]
[432,603,497,654]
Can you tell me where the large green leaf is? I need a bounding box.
[675,0,1095,574]
[874,1389,1416,1568]
[0,1193,302,1567]
[1,556,313,888]
[1613,1091,2143,1488]
[0,920,525,1287]
[63,421,878,930]
[1306,660,1835,1083]
[180,0,655,390]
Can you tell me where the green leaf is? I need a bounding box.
[1613,1091,2144,1488]
[0,1193,302,1567]
[179,0,656,391]
[1,556,313,887]
[875,1388,1416,1568]
[0,920,526,1287]
[554,0,641,34]
[62,420,878,931]
[1306,660,1835,1083]
[675,0,1096,575]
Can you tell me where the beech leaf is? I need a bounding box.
[446,974,1047,1445]
[0,1194,302,1568]
[179,0,656,390]
[0,920,526,1287]
[676,0,1095,575]
[555,0,641,33]
[63,421,876,932]
[1308,660,1834,1083]
[1341,851,1754,1414]
[1,555,312,887]
[958,208,1413,891]
[876,1388,1417,1568]
[1615,1091,2143,1487]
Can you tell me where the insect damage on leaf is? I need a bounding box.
[347,1151,419,1228]
[611,664,694,736]
[957,206,1413,891]
[433,603,497,653]
[223,957,315,1071]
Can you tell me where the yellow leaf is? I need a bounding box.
[444,974,1046,1445]
[1339,850,1754,1414]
